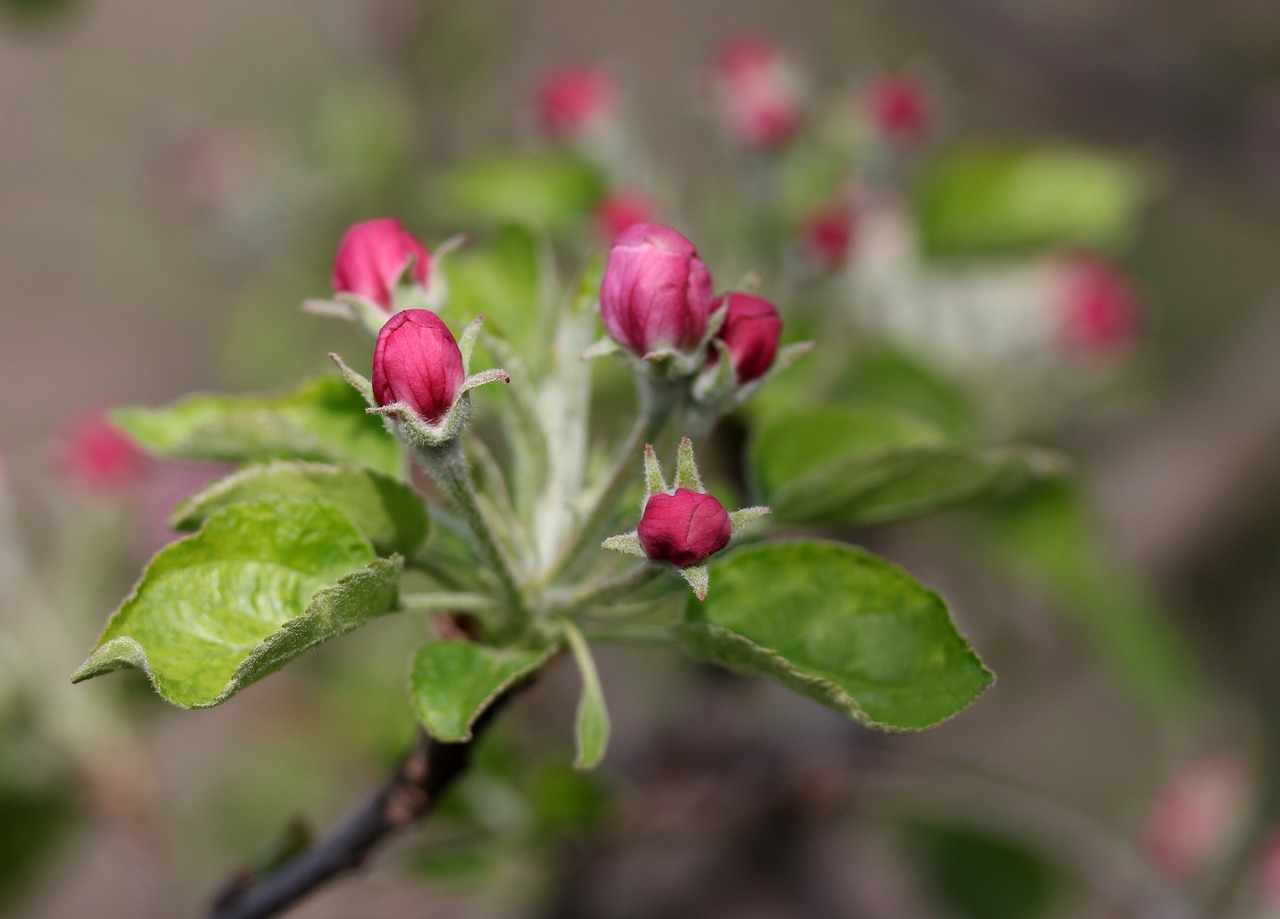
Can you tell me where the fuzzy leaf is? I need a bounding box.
[72,497,401,708]
[113,377,403,478]
[411,641,558,743]
[753,407,1060,526]
[676,541,993,731]
[171,461,428,558]
[562,619,609,770]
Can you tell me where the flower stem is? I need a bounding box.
[417,440,527,638]
[557,563,664,610]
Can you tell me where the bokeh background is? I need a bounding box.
[4,1,1280,917]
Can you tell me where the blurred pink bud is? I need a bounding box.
[713,35,803,150]
[1142,754,1248,878]
[865,75,930,143]
[1057,256,1142,356]
[600,223,715,357]
[803,204,857,271]
[61,411,149,495]
[536,64,618,140]
[332,218,431,312]
[596,189,658,243]
[712,292,782,383]
[1258,827,1280,907]
[638,488,732,567]
[372,309,465,423]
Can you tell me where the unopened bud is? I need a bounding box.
[535,63,619,141]
[62,411,149,495]
[865,75,930,143]
[638,488,732,568]
[372,309,465,423]
[713,35,803,150]
[803,203,857,272]
[711,292,782,384]
[1057,256,1141,356]
[595,189,657,243]
[332,218,431,313]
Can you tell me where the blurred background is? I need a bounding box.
[4,0,1280,917]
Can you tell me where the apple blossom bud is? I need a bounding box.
[1057,256,1141,356]
[713,35,803,150]
[372,309,465,424]
[1142,754,1248,878]
[62,411,149,495]
[638,488,732,567]
[711,292,782,383]
[600,223,714,357]
[595,189,657,243]
[332,217,431,312]
[535,63,618,141]
[865,75,930,143]
[803,203,857,272]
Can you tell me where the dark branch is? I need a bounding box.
[207,690,519,919]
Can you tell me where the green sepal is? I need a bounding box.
[410,640,559,743]
[112,377,403,479]
[170,460,429,558]
[675,541,994,731]
[71,497,402,708]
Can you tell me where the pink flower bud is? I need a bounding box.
[600,223,714,357]
[711,292,782,383]
[595,189,657,243]
[331,218,431,312]
[713,36,803,150]
[61,411,149,495]
[535,63,618,140]
[1141,754,1248,878]
[865,75,930,143]
[372,309,465,424]
[803,204,857,272]
[1057,256,1141,356]
[638,488,732,567]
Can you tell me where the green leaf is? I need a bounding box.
[676,541,993,731]
[905,820,1061,919]
[72,497,401,708]
[439,226,540,349]
[171,461,428,557]
[915,146,1149,259]
[978,480,1197,714]
[836,349,979,444]
[753,407,1059,526]
[426,151,606,234]
[410,640,557,743]
[561,618,609,770]
[112,377,403,478]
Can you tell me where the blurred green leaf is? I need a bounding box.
[838,349,979,444]
[72,497,401,707]
[906,820,1061,919]
[530,762,609,837]
[113,377,404,479]
[171,460,428,558]
[315,83,414,208]
[677,541,994,731]
[752,407,1060,525]
[915,146,1148,259]
[978,480,1198,714]
[426,151,605,234]
[0,780,74,906]
[440,225,540,348]
[411,640,557,743]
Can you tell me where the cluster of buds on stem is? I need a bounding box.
[604,438,769,600]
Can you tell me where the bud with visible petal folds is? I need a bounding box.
[372,309,465,424]
[711,292,782,384]
[599,223,714,359]
[638,488,732,568]
[332,217,431,313]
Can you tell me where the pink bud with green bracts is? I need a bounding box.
[600,223,714,357]
[332,218,431,312]
[372,309,465,424]
[637,488,732,568]
[711,292,782,384]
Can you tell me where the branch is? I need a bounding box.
[207,687,521,919]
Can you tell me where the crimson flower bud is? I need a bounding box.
[638,488,732,568]
[595,189,657,243]
[865,75,930,143]
[802,204,856,272]
[713,35,802,150]
[331,218,431,312]
[711,292,782,383]
[1057,257,1141,356]
[600,223,714,357]
[372,310,465,424]
[535,63,618,140]
[62,411,149,495]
